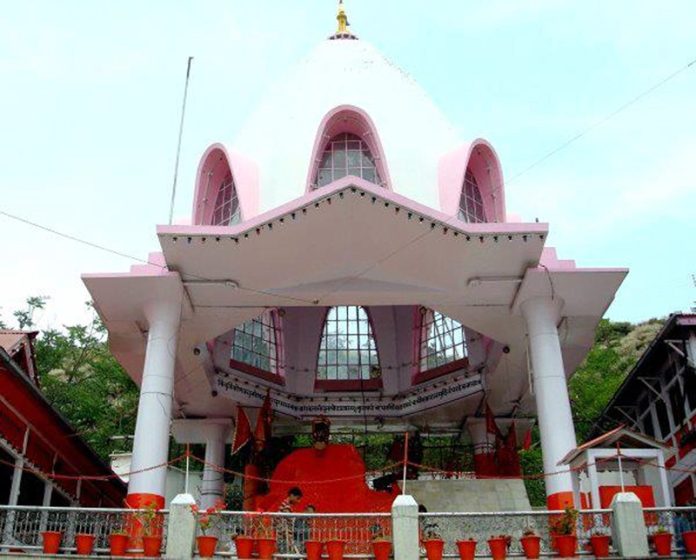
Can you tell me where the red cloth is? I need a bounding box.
[232,408,252,455]
[254,390,273,445]
[256,444,397,513]
[599,485,655,508]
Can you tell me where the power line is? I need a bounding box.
[506,55,696,183]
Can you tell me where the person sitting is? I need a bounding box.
[293,505,316,553]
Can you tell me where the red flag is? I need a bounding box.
[523,428,532,450]
[231,407,252,455]
[254,389,273,445]
[485,403,503,439]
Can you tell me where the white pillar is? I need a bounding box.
[127,298,182,508]
[200,424,227,509]
[521,296,577,509]
[466,418,495,476]
[391,495,419,560]
[165,493,197,560]
[610,493,649,557]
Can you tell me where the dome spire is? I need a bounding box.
[329,0,358,40]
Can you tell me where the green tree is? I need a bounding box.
[9,296,140,460]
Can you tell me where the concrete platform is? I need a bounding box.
[403,478,532,511]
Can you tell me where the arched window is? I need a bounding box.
[230,310,284,378]
[212,172,241,226]
[317,306,380,381]
[458,170,486,223]
[315,133,381,188]
[418,309,468,373]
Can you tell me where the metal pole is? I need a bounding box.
[168,56,194,225]
[185,444,190,495]
[401,432,409,495]
[617,443,625,492]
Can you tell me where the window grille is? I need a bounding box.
[419,309,468,372]
[458,170,486,223]
[231,310,283,375]
[314,133,381,188]
[212,173,241,226]
[317,306,380,380]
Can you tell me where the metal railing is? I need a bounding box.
[212,512,391,558]
[644,506,696,554]
[0,505,169,554]
[419,510,612,558]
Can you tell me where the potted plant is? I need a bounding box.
[487,535,511,560]
[520,527,541,560]
[109,528,130,557]
[135,502,163,558]
[370,526,392,560]
[191,500,226,558]
[683,528,696,554]
[41,530,63,554]
[550,507,577,558]
[421,522,444,560]
[305,540,324,560]
[255,517,276,560]
[75,532,96,556]
[455,537,477,560]
[652,526,672,556]
[326,539,347,560]
[588,527,611,558]
[233,531,255,560]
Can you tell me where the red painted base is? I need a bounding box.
[546,491,574,511]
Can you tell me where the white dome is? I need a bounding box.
[233,39,461,212]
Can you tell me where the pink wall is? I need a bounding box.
[438,139,506,222]
[191,143,259,225]
[305,105,392,192]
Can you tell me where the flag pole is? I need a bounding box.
[402,432,409,495]
[616,442,625,493]
[168,56,193,225]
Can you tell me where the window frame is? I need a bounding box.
[315,306,383,391]
[413,307,470,385]
[229,310,285,385]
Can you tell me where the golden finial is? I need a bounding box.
[330,0,357,40]
[336,0,349,35]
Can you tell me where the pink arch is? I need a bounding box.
[305,105,392,193]
[192,143,259,225]
[438,139,506,222]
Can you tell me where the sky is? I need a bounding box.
[1,0,695,330]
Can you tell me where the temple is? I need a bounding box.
[83,2,627,513]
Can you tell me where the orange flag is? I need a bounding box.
[254,389,273,446]
[232,407,252,455]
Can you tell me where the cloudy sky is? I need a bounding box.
[1,0,694,329]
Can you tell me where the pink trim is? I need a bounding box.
[192,143,259,225]
[412,358,469,385]
[305,105,392,192]
[160,176,548,238]
[439,140,506,222]
[229,359,286,386]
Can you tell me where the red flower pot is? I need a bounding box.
[109,533,129,556]
[327,539,346,560]
[41,531,62,554]
[653,532,672,556]
[487,537,508,560]
[235,536,254,559]
[75,533,96,555]
[142,535,163,557]
[683,530,696,554]
[372,539,392,560]
[456,539,477,560]
[306,540,324,560]
[423,539,445,560]
[589,535,610,558]
[554,535,577,558]
[520,535,541,559]
[197,535,219,558]
[257,537,276,560]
